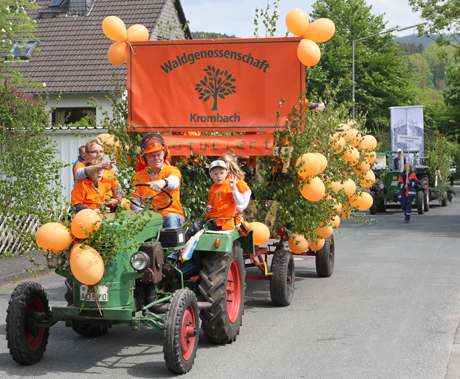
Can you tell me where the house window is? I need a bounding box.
[11,41,38,60]
[52,107,96,127]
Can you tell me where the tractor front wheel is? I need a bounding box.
[424,189,430,212]
[270,248,295,306]
[6,281,50,365]
[199,242,245,344]
[164,288,199,374]
[316,236,335,278]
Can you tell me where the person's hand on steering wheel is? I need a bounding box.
[149,179,167,192]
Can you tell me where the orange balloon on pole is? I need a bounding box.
[286,8,310,36]
[314,153,328,172]
[102,16,127,42]
[351,192,374,211]
[366,151,377,165]
[70,245,105,286]
[303,18,336,43]
[248,222,270,246]
[329,181,343,193]
[297,39,321,67]
[107,41,127,65]
[35,222,73,254]
[127,24,150,41]
[300,177,326,202]
[71,209,101,239]
[288,234,309,254]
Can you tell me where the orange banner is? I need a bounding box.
[128,38,305,132]
[163,134,273,156]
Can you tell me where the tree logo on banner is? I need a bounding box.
[195,66,237,111]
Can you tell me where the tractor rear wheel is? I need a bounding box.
[270,248,295,306]
[6,281,50,365]
[198,242,245,344]
[316,236,335,278]
[370,192,377,215]
[441,191,448,206]
[71,319,108,338]
[164,288,199,374]
[417,191,424,214]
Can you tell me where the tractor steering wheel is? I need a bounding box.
[130,183,173,212]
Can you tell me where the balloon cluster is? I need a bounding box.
[35,209,105,285]
[102,16,150,65]
[285,9,336,67]
[289,120,378,254]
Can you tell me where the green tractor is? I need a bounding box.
[370,151,429,215]
[6,191,294,374]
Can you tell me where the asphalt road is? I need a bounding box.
[1,192,460,378]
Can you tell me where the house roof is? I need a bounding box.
[11,0,190,94]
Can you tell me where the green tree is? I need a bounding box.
[307,0,416,132]
[409,0,460,35]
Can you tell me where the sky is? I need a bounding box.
[182,0,424,38]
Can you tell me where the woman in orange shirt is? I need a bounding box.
[205,159,251,230]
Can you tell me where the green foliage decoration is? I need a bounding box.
[84,209,155,265]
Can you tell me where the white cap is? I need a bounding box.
[397,148,402,153]
[209,159,228,172]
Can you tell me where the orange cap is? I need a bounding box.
[143,141,164,154]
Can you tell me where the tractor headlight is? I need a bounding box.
[130,251,150,271]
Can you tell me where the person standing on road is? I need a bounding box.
[398,163,419,223]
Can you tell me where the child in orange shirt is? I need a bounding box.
[205,159,251,230]
[71,167,119,212]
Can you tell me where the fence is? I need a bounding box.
[0,214,39,256]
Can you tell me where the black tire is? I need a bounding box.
[270,248,295,306]
[316,236,335,278]
[198,242,245,344]
[377,198,386,213]
[6,281,50,365]
[417,191,424,214]
[164,289,199,374]
[71,319,109,338]
[424,189,430,212]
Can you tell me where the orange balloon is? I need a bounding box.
[288,234,309,254]
[331,215,341,228]
[35,222,72,254]
[360,170,376,189]
[71,209,101,239]
[102,16,127,42]
[343,128,361,146]
[351,192,374,211]
[107,41,127,65]
[300,177,326,202]
[127,24,149,41]
[70,245,105,285]
[329,181,343,193]
[303,18,336,43]
[330,133,345,153]
[315,225,333,239]
[286,8,310,36]
[342,179,356,197]
[359,135,378,151]
[314,153,328,172]
[249,222,270,246]
[366,151,377,165]
[343,146,360,164]
[296,153,324,179]
[355,160,370,174]
[297,39,321,67]
[338,122,350,131]
[309,238,325,252]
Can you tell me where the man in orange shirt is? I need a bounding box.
[71,168,119,212]
[205,160,251,230]
[131,138,185,228]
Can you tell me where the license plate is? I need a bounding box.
[80,285,109,302]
